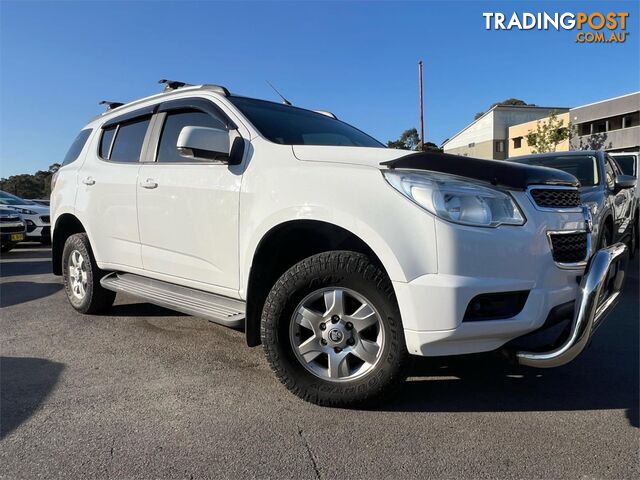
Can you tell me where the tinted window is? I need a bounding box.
[229,96,383,147]
[157,110,226,162]
[613,155,637,176]
[109,117,150,162]
[513,155,599,187]
[62,129,92,166]
[100,126,117,159]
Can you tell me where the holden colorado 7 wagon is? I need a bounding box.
[51,80,629,407]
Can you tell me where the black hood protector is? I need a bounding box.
[381,152,579,190]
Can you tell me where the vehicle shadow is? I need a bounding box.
[385,354,636,427]
[0,356,65,439]
[0,260,52,278]
[0,281,62,307]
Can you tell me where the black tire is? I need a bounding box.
[62,233,115,314]
[261,251,410,407]
[599,224,612,250]
[1,243,16,253]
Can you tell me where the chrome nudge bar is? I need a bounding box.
[515,243,629,368]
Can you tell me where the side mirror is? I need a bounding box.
[177,126,230,162]
[614,174,636,191]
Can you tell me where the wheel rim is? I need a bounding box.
[68,249,88,300]
[289,287,385,382]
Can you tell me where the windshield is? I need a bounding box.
[613,155,637,176]
[0,190,36,206]
[229,97,384,147]
[513,155,600,187]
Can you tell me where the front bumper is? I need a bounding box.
[512,242,628,367]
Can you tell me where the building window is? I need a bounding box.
[468,142,475,148]
[495,140,505,153]
[513,137,522,149]
[578,123,591,136]
[623,112,639,128]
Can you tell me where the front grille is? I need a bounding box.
[40,215,50,224]
[0,216,21,223]
[549,232,588,263]
[530,188,581,209]
[0,225,25,234]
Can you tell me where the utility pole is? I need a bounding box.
[418,60,424,150]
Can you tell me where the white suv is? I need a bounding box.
[51,81,629,406]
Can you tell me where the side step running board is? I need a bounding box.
[100,272,245,328]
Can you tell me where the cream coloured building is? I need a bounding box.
[508,112,570,157]
[442,105,569,160]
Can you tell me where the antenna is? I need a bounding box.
[99,100,124,111]
[266,80,292,106]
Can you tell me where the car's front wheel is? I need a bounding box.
[62,233,116,313]
[261,251,410,407]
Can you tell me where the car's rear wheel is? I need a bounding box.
[261,251,410,407]
[62,233,115,313]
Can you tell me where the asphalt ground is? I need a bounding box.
[1,244,638,479]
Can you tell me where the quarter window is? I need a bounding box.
[156,110,226,162]
[109,117,151,163]
[62,129,92,166]
[99,126,117,159]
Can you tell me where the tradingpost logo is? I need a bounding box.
[482,11,629,43]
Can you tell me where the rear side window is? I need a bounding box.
[109,117,151,163]
[157,110,227,162]
[99,126,117,159]
[62,129,92,165]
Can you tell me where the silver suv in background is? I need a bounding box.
[510,151,638,254]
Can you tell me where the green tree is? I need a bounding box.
[525,111,570,154]
[475,98,531,120]
[387,129,443,152]
[387,128,420,150]
[0,163,61,198]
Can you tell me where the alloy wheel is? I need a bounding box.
[289,287,385,382]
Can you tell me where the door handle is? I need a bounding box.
[82,177,95,186]
[140,178,158,189]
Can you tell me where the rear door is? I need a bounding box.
[75,108,154,269]
[136,98,242,293]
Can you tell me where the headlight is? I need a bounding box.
[383,170,525,227]
[9,207,37,215]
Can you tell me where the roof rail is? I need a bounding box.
[99,100,125,111]
[158,79,230,97]
[314,110,338,119]
[159,79,193,91]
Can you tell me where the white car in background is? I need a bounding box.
[0,190,51,244]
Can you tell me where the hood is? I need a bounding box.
[292,145,413,167]
[382,152,580,191]
[6,203,49,214]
